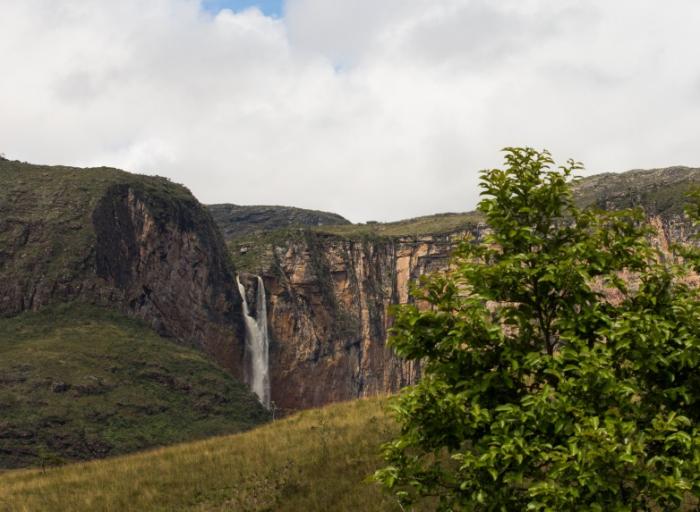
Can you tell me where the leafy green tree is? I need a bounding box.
[376,147,700,511]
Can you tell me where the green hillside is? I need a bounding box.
[208,203,351,240]
[0,398,422,512]
[0,305,269,470]
[313,211,483,238]
[0,158,244,368]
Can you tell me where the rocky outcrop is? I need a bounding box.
[0,160,246,375]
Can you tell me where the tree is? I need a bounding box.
[375,147,700,511]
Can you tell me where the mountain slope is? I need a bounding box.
[0,159,246,376]
[574,166,700,217]
[0,398,420,512]
[208,204,351,240]
[0,305,269,470]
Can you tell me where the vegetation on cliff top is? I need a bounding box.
[574,166,700,218]
[313,211,484,238]
[226,212,482,273]
[0,398,424,512]
[0,304,269,470]
[221,167,700,274]
[208,203,351,240]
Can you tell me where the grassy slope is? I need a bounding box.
[0,398,421,512]
[314,211,483,238]
[3,398,693,512]
[208,204,351,240]
[0,305,269,470]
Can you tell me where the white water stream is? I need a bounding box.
[236,275,270,409]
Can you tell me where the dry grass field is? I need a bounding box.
[0,397,417,512]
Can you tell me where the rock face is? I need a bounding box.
[240,230,475,412]
[226,167,700,413]
[0,160,246,374]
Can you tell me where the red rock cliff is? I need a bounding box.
[240,230,474,412]
[238,211,695,413]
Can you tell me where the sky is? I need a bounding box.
[1,1,699,222]
[202,0,283,17]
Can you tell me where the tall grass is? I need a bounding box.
[0,398,414,512]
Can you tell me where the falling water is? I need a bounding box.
[236,275,270,409]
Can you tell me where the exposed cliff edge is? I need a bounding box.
[0,159,246,375]
[220,167,700,412]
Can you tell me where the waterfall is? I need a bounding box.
[236,275,271,409]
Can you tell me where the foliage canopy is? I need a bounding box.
[376,147,700,511]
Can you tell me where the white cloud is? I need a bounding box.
[1,0,699,221]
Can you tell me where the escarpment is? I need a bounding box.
[222,167,700,413]
[266,232,475,411]
[3,159,698,415]
[229,226,481,412]
[0,160,246,375]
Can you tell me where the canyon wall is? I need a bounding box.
[237,228,476,412]
[236,210,696,413]
[4,160,698,413]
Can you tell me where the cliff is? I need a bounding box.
[4,158,696,415]
[0,159,246,375]
[223,167,700,413]
[230,220,484,411]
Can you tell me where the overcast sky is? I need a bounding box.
[1,1,699,222]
